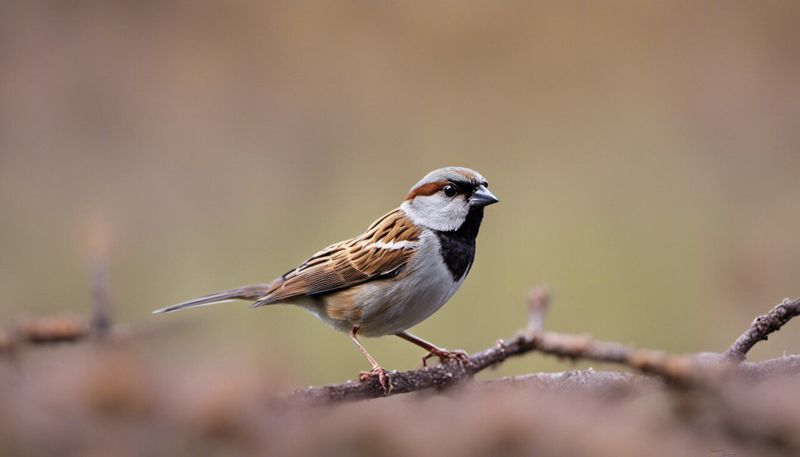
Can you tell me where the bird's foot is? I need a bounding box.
[359,366,392,394]
[422,348,470,368]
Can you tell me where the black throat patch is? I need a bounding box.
[434,207,485,281]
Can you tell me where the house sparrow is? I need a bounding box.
[154,166,499,391]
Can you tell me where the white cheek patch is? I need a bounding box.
[400,195,468,232]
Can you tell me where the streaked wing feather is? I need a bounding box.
[258,209,420,304]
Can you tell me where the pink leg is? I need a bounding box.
[350,326,391,393]
[395,331,469,367]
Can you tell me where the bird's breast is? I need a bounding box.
[351,231,464,336]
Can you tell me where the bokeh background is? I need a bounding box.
[1,1,799,386]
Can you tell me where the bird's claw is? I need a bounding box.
[422,348,470,368]
[359,367,392,394]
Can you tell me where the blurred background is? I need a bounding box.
[1,0,799,386]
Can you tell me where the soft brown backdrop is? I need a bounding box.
[1,1,799,385]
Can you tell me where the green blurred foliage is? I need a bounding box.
[1,1,799,385]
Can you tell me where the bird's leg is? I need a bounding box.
[395,331,469,368]
[350,326,391,393]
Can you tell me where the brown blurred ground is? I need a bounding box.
[1,1,799,387]
[2,343,799,457]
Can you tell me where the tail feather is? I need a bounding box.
[153,284,272,314]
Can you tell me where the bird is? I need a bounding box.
[153,166,499,391]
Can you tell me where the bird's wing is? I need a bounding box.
[253,209,421,306]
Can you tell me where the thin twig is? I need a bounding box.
[526,286,550,333]
[90,253,112,338]
[88,218,113,338]
[1,316,90,354]
[723,297,800,363]
[0,316,194,356]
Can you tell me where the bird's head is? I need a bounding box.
[400,167,499,232]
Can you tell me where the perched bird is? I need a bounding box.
[154,167,499,391]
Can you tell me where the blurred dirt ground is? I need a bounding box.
[0,339,798,457]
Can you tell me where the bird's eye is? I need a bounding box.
[443,184,457,197]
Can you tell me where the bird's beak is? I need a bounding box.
[469,185,499,207]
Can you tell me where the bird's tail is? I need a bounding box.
[153,284,272,314]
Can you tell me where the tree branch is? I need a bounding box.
[290,330,688,405]
[723,297,800,363]
[291,294,800,405]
